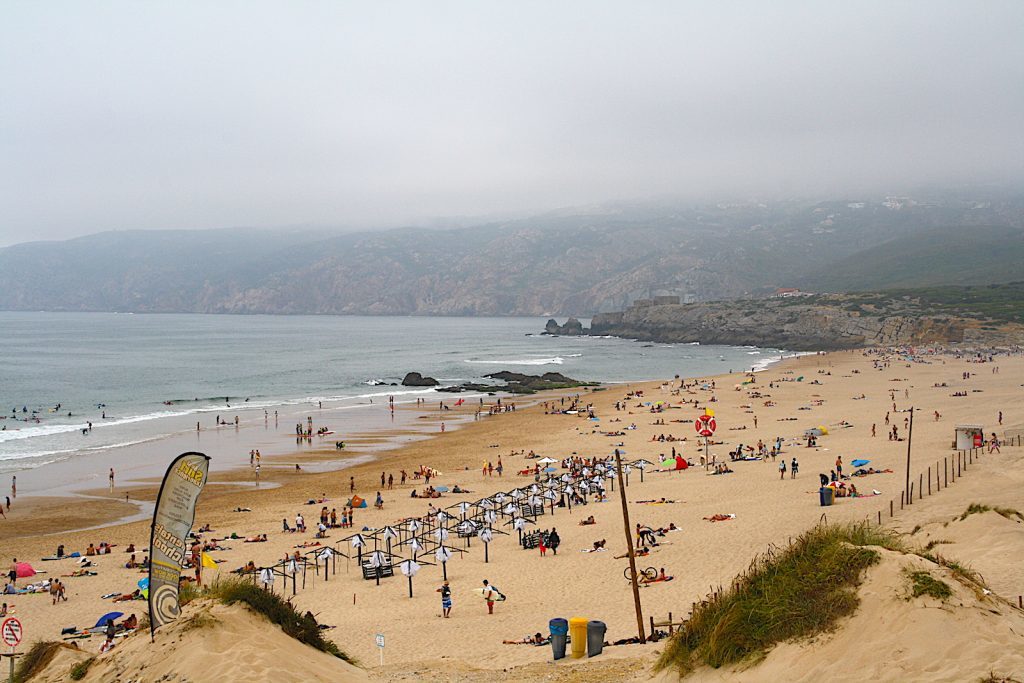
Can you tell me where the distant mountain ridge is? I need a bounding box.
[2,194,1022,316]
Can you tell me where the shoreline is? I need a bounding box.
[2,350,805,540]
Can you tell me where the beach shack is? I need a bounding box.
[954,424,984,450]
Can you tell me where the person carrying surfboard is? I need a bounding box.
[481,579,505,614]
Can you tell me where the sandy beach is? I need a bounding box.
[3,348,1023,681]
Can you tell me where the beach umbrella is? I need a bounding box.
[633,459,653,482]
[529,484,540,494]
[457,502,472,517]
[511,489,524,500]
[433,528,449,542]
[368,550,387,586]
[399,559,421,597]
[14,562,35,578]
[349,533,365,565]
[527,495,542,507]
[436,546,452,580]
[478,527,494,562]
[560,474,571,483]
[494,493,507,505]
[537,457,557,465]
[479,498,494,510]
[93,612,123,629]
[407,519,422,533]
[483,510,497,525]
[382,526,399,554]
[851,459,871,468]
[510,516,527,543]
[435,511,450,523]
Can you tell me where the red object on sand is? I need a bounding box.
[15,562,35,578]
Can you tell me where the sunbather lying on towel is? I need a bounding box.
[578,516,596,526]
[703,514,736,522]
[640,568,674,584]
[502,633,549,645]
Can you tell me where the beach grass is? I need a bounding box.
[958,503,1024,523]
[13,641,62,683]
[906,571,952,600]
[205,578,356,664]
[68,657,94,681]
[655,523,900,674]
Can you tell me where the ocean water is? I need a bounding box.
[0,312,789,481]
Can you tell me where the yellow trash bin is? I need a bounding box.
[569,617,588,659]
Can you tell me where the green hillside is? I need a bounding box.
[798,226,1024,292]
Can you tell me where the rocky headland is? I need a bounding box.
[554,288,1024,351]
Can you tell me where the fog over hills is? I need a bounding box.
[2,194,1022,316]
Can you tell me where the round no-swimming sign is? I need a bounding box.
[1,617,22,648]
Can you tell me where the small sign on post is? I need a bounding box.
[0,618,21,648]
[2,617,22,683]
[375,632,385,665]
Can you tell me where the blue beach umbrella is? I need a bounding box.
[94,612,123,628]
[851,459,870,467]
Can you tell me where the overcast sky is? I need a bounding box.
[2,1,1022,246]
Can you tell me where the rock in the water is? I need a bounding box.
[543,317,584,335]
[401,372,439,387]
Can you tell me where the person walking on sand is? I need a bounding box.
[790,457,799,479]
[109,468,115,491]
[989,433,1001,454]
[779,459,786,480]
[482,579,497,615]
[350,476,355,493]
[437,580,452,618]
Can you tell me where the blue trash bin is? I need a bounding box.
[549,618,568,660]
[819,487,834,506]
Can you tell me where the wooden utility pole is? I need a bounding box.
[905,407,914,504]
[615,448,646,642]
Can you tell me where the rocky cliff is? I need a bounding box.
[580,290,1024,350]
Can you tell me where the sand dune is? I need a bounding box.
[27,601,365,683]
